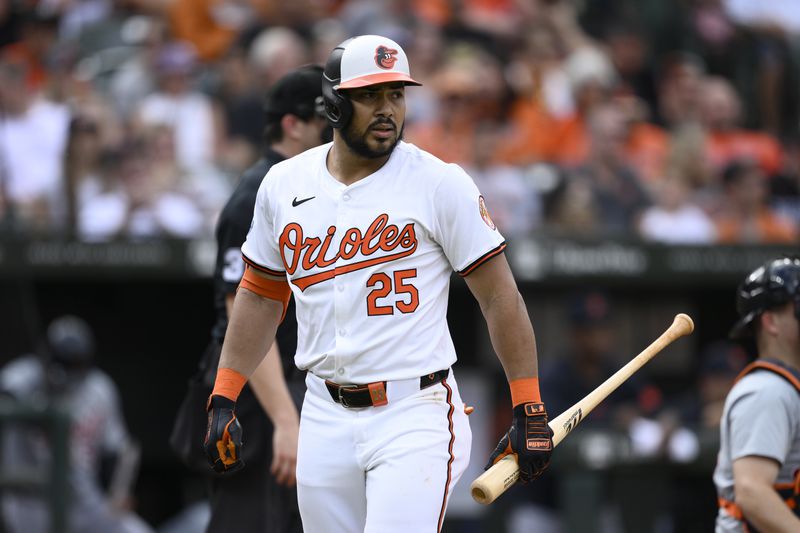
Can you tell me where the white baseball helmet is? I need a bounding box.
[322,35,421,128]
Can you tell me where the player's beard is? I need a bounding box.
[342,118,404,159]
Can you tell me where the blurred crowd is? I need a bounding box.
[0,0,799,243]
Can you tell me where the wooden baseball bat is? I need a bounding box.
[470,313,695,505]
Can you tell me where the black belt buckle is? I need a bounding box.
[337,385,359,408]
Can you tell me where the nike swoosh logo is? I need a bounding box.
[292,196,315,207]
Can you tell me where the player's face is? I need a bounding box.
[342,82,406,159]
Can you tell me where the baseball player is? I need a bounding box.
[204,65,329,532]
[0,315,151,533]
[714,256,800,532]
[204,35,553,532]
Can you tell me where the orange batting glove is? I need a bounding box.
[485,378,553,483]
[204,368,248,474]
[204,395,245,474]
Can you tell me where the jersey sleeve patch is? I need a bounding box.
[458,242,506,277]
[242,252,285,277]
[478,195,496,230]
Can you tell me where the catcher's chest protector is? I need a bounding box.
[719,359,800,531]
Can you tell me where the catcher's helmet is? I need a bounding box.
[322,35,421,129]
[730,256,800,339]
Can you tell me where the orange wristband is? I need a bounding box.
[211,367,248,402]
[510,377,541,407]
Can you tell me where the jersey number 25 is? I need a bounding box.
[366,269,419,316]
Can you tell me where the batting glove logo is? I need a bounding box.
[486,402,553,483]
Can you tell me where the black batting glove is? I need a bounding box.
[485,402,553,483]
[204,395,245,474]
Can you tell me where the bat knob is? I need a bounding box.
[471,486,490,505]
[674,313,694,335]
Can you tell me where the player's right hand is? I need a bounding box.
[204,395,245,474]
[485,402,553,483]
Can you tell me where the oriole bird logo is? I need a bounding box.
[375,46,398,69]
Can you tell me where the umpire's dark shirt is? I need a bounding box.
[211,147,300,381]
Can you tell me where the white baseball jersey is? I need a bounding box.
[241,141,505,384]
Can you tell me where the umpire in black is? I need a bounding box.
[207,65,329,532]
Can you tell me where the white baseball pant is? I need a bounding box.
[296,370,472,533]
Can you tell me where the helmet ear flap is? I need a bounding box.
[321,78,352,129]
[322,41,353,129]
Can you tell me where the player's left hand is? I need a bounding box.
[485,402,553,483]
[204,395,245,474]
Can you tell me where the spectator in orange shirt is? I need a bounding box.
[541,45,667,180]
[616,92,669,187]
[546,46,616,168]
[547,85,669,188]
[699,76,784,178]
[501,1,615,168]
[498,22,568,166]
[404,61,477,165]
[411,0,452,27]
[544,102,651,237]
[451,0,527,40]
[712,160,797,243]
[0,11,59,92]
[168,0,255,62]
[405,49,504,165]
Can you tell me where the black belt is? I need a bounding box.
[325,369,450,408]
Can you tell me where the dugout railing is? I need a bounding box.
[0,400,70,533]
